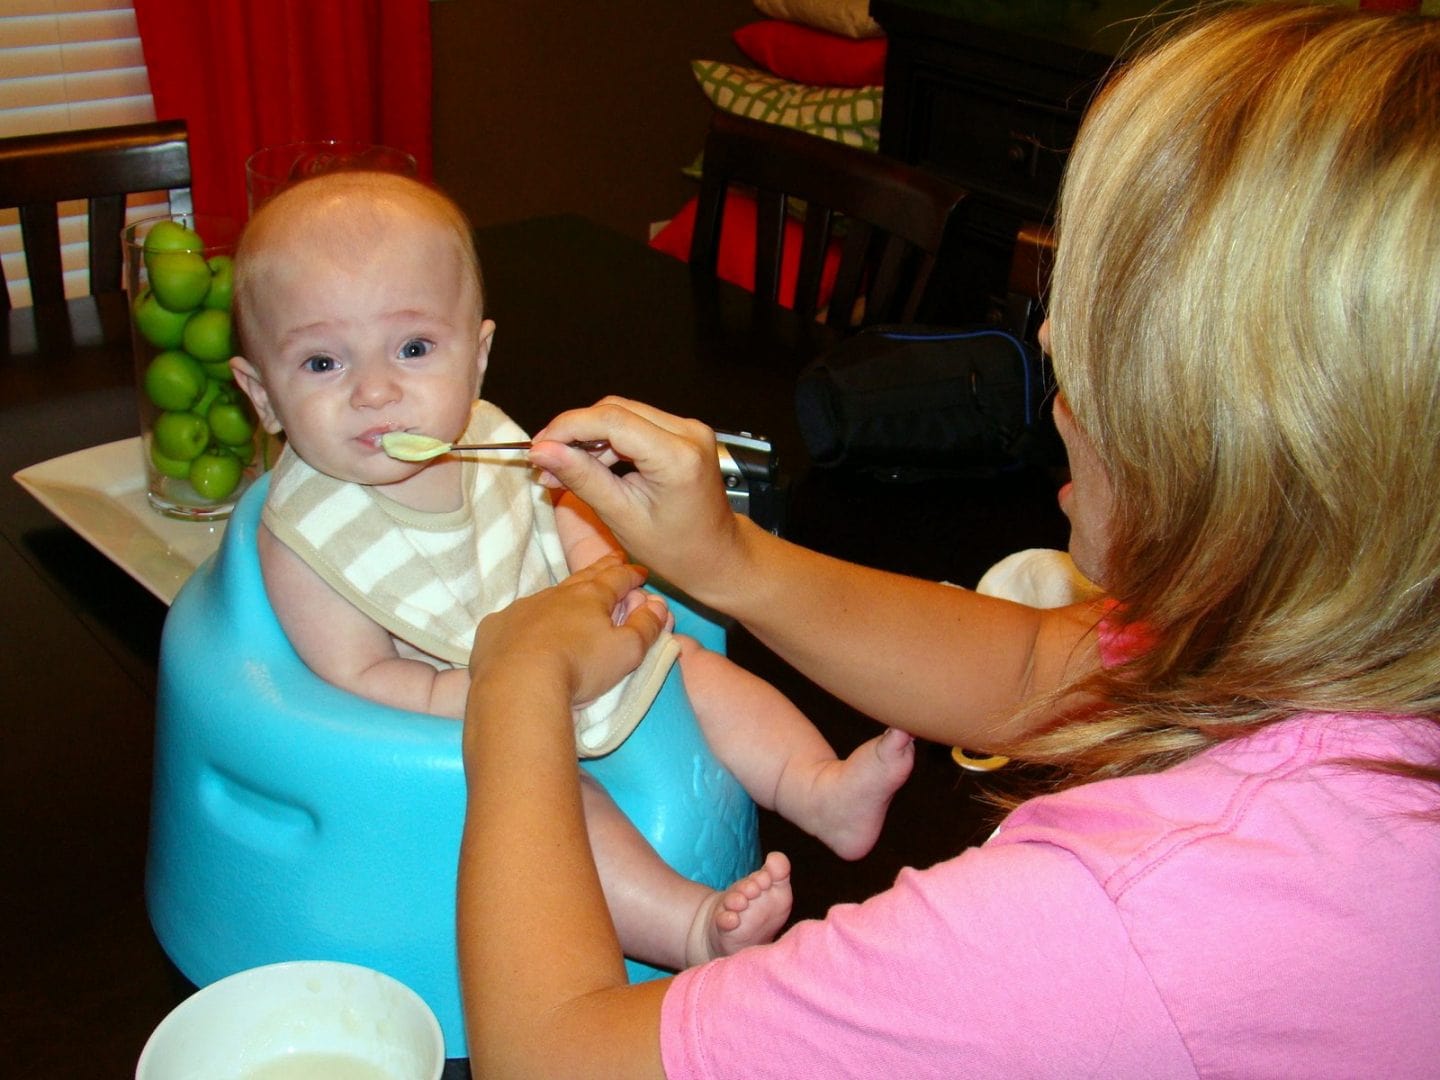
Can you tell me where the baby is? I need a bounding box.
[229,170,915,971]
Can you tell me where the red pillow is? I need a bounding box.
[650,192,842,312]
[731,19,886,88]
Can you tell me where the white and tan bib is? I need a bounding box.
[263,399,677,756]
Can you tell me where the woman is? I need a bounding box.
[458,5,1440,1076]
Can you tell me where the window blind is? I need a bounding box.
[1,0,162,307]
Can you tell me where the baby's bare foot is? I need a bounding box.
[792,727,915,861]
[685,851,793,967]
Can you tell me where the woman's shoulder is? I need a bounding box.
[996,712,1439,884]
[987,712,1440,1072]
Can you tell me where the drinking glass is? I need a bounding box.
[124,212,263,520]
[245,139,417,214]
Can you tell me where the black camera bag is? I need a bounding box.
[794,324,1050,480]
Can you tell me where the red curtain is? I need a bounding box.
[133,0,432,223]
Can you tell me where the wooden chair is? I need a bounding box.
[1003,220,1056,346]
[690,109,968,330]
[0,119,190,311]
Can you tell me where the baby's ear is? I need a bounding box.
[474,318,496,389]
[230,356,284,435]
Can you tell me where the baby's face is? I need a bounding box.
[233,212,491,506]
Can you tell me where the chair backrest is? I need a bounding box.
[1003,221,1056,346]
[690,109,967,330]
[0,119,190,312]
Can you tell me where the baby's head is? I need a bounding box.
[1049,5,1440,701]
[230,171,494,493]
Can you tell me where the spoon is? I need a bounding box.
[381,431,608,462]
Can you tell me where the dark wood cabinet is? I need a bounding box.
[871,0,1186,320]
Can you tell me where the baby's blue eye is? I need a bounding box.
[303,354,337,373]
[400,338,433,359]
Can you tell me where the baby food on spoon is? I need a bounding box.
[380,432,454,461]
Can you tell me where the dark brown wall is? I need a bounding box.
[430,0,754,241]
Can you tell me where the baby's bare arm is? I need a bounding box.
[257,525,471,718]
[554,489,622,571]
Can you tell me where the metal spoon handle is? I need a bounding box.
[449,438,609,452]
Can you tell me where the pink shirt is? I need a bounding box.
[661,712,1440,1078]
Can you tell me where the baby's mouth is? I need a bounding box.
[358,425,404,450]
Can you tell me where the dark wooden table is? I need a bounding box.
[1,213,1066,1076]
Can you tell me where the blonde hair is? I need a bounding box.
[1007,3,1440,786]
[233,170,484,353]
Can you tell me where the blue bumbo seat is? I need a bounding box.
[147,474,759,1058]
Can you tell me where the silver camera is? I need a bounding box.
[715,430,784,534]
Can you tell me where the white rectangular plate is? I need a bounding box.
[13,437,225,605]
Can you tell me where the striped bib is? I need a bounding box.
[263,399,677,756]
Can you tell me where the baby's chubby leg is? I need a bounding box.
[580,775,791,971]
[677,636,915,861]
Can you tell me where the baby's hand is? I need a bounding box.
[614,582,676,634]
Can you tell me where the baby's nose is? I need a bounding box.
[351,369,401,409]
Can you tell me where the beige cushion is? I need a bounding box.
[752,0,882,39]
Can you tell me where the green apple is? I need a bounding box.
[182,308,235,363]
[142,349,207,411]
[149,439,192,479]
[228,436,258,467]
[152,410,209,462]
[207,401,255,447]
[204,254,234,310]
[189,449,243,500]
[142,219,203,255]
[147,249,212,311]
[132,287,192,349]
[192,377,225,418]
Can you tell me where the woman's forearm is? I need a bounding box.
[528,402,1100,747]
[458,659,667,1079]
[701,517,1102,747]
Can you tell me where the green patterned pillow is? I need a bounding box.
[691,60,882,151]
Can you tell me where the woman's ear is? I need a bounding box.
[230,356,284,435]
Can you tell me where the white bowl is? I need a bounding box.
[136,960,445,1080]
